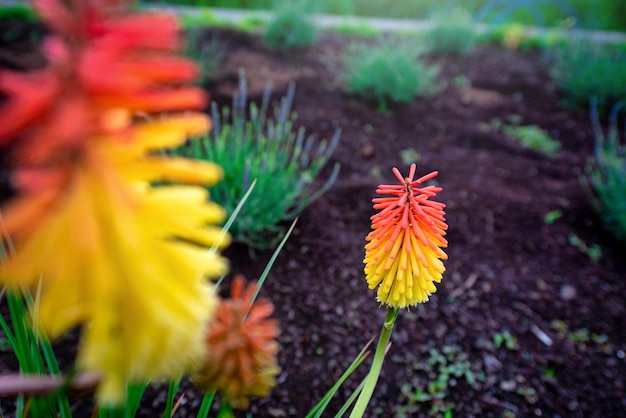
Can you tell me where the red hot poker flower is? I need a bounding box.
[193,276,281,409]
[364,164,448,308]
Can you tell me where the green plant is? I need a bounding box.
[493,330,519,350]
[544,210,562,224]
[427,8,476,55]
[399,148,421,165]
[264,3,316,50]
[549,40,626,111]
[503,124,560,153]
[568,233,602,262]
[239,14,268,32]
[550,320,613,353]
[452,75,470,87]
[177,8,219,29]
[474,0,580,27]
[582,102,626,241]
[174,75,340,248]
[477,117,502,133]
[184,29,224,85]
[398,345,481,416]
[341,38,439,110]
[0,291,73,417]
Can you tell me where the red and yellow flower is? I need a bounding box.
[364,164,448,308]
[0,0,228,405]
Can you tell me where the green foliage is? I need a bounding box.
[328,20,381,37]
[583,103,626,242]
[0,6,37,21]
[306,339,372,418]
[549,40,626,111]
[478,23,567,50]
[568,233,602,262]
[400,148,421,166]
[398,345,482,417]
[264,3,316,50]
[177,8,219,28]
[493,330,519,350]
[550,320,613,353]
[562,0,626,31]
[0,231,71,416]
[503,124,560,154]
[543,210,562,225]
[479,117,560,153]
[140,0,626,31]
[473,0,580,28]
[341,38,439,110]
[184,29,224,85]
[0,291,72,417]
[427,8,476,55]
[175,75,340,248]
[97,383,148,417]
[452,75,470,87]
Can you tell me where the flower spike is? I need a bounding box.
[0,0,228,406]
[364,164,448,308]
[193,276,280,409]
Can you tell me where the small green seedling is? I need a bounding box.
[568,233,601,262]
[544,210,562,224]
[493,330,519,350]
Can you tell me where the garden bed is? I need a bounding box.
[200,28,626,417]
[1,22,625,418]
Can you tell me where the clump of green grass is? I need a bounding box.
[548,39,626,111]
[175,74,340,248]
[184,29,224,85]
[582,102,626,242]
[340,38,439,111]
[503,124,560,154]
[264,3,316,49]
[426,8,476,56]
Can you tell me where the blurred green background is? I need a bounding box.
[139,0,626,31]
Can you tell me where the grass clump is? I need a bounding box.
[426,8,476,56]
[548,39,626,112]
[503,124,560,154]
[582,102,626,242]
[184,29,224,85]
[175,75,340,249]
[341,38,439,111]
[264,3,316,49]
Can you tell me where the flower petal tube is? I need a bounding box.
[364,164,448,308]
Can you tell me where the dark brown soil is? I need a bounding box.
[2,23,626,418]
[204,28,626,418]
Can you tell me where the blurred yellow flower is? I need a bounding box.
[0,0,230,406]
[193,276,280,409]
[364,164,448,308]
[0,115,229,405]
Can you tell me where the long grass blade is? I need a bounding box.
[246,217,297,315]
[196,391,216,418]
[306,337,374,418]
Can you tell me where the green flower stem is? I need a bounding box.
[349,307,399,418]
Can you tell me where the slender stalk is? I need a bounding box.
[349,307,399,418]
[196,391,216,418]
